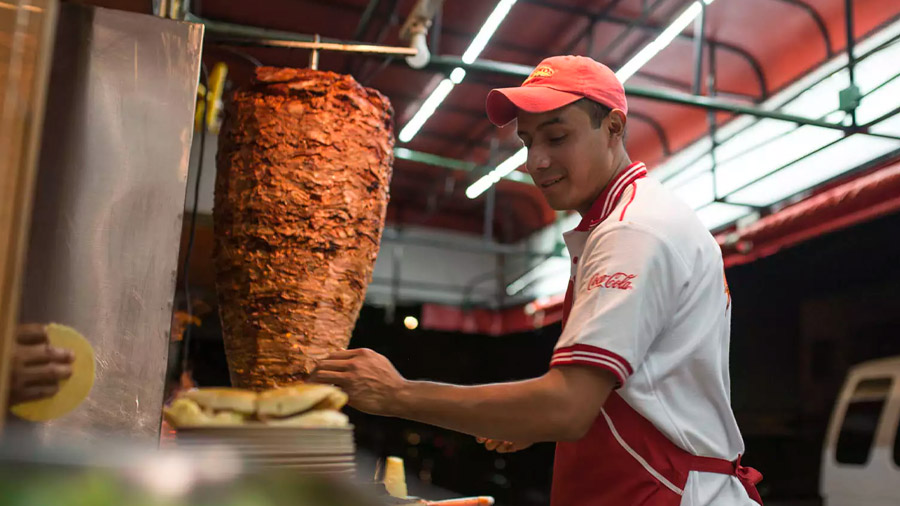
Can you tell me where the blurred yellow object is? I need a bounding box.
[193,62,227,133]
[11,324,95,421]
[383,456,408,498]
[206,62,228,134]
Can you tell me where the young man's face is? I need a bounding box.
[516,102,622,215]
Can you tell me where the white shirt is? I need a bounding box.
[552,161,756,505]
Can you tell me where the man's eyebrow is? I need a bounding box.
[518,117,563,138]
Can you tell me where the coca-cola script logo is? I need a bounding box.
[587,272,637,291]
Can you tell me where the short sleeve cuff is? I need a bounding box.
[549,344,634,387]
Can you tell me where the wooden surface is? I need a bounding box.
[0,0,58,431]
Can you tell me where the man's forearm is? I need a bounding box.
[310,348,616,442]
[390,373,586,443]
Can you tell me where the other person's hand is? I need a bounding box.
[8,324,74,406]
[476,437,533,453]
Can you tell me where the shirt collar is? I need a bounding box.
[574,161,647,232]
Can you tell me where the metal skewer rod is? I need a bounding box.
[211,36,418,56]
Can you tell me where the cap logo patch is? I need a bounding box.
[523,65,555,85]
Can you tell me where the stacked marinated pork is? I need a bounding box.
[214,68,393,390]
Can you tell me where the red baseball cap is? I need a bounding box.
[485,55,627,127]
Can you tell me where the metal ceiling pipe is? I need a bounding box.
[692,1,706,96]
[208,36,417,57]
[370,277,498,298]
[381,230,561,259]
[522,0,770,99]
[188,13,413,56]
[394,147,533,184]
[400,0,444,69]
[427,55,850,132]
[189,13,352,43]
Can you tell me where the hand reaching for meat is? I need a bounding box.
[309,348,405,416]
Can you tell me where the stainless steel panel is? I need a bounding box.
[18,4,202,444]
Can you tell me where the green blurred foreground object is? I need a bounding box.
[0,445,389,506]
[0,466,388,506]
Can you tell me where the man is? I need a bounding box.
[311,56,763,505]
[7,324,73,408]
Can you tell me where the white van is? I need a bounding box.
[821,356,900,506]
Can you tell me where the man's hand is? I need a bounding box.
[8,324,74,406]
[309,348,406,417]
[313,351,615,444]
[476,437,533,454]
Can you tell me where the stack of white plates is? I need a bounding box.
[174,425,355,476]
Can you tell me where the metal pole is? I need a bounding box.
[387,235,403,324]
[484,135,499,242]
[484,187,496,243]
[707,41,719,201]
[845,0,858,126]
[432,5,442,55]
[496,253,506,307]
[310,34,320,70]
[692,1,706,96]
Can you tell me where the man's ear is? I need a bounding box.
[607,109,627,140]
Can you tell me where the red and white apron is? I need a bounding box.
[551,389,763,505]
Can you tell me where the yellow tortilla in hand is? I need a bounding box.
[11,324,95,421]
